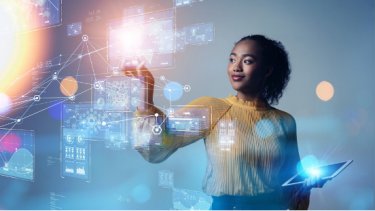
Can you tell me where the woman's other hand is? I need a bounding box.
[303,176,328,189]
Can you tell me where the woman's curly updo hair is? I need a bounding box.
[236,35,291,105]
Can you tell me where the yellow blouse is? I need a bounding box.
[134,95,310,209]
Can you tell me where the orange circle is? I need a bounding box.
[316,81,334,101]
[60,76,78,97]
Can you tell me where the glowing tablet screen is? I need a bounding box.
[282,160,353,187]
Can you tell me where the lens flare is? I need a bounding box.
[122,27,143,53]
[307,167,321,177]
[0,1,47,110]
[297,155,321,174]
[60,76,79,97]
[316,81,335,101]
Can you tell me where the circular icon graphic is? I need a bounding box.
[163,82,183,102]
[82,34,89,42]
[152,125,162,135]
[183,85,191,92]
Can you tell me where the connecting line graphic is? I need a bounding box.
[1,38,108,122]
[22,88,92,120]
[47,0,59,11]
[0,86,94,164]
[88,42,112,67]
[0,35,113,166]
[75,44,85,77]
[0,22,195,175]
[85,41,97,82]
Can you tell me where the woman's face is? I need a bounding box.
[227,40,269,97]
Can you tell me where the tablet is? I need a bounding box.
[282,160,353,187]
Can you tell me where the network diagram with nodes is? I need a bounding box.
[0,0,216,209]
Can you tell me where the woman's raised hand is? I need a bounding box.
[123,61,155,111]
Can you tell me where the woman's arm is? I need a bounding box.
[132,96,231,163]
[280,115,311,210]
[124,63,229,163]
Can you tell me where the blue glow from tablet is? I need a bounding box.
[306,167,321,177]
[297,155,320,173]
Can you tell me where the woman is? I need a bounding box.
[125,35,311,210]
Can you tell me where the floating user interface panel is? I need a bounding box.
[104,112,134,150]
[0,129,35,181]
[166,106,211,135]
[184,23,214,46]
[175,0,205,7]
[67,22,82,37]
[93,76,144,112]
[0,0,62,33]
[173,188,212,210]
[62,103,131,149]
[176,22,215,51]
[108,8,175,72]
[61,128,90,181]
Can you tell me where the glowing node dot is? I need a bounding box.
[152,125,162,135]
[60,76,78,97]
[102,121,107,126]
[82,34,89,42]
[183,85,191,92]
[33,95,41,102]
[316,81,334,101]
[94,81,102,89]
[155,113,159,117]
[167,108,174,115]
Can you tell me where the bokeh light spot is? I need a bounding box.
[0,93,11,114]
[316,81,334,101]
[0,133,21,153]
[60,76,78,97]
[349,188,374,209]
[48,102,62,120]
[163,82,183,102]
[255,119,275,139]
[131,184,151,203]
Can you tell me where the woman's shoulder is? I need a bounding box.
[269,107,297,128]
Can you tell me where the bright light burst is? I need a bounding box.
[307,167,322,177]
[0,1,46,113]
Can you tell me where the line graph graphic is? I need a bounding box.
[0,129,34,181]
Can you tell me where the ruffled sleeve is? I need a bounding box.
[133,96,231,163]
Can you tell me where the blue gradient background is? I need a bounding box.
[0,0,373,209]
